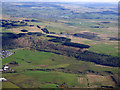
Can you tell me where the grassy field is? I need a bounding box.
[23,71,79,87]
[3,49,118,73]
[2,49,118,88]
[40,84,58,88]
[2,81,19,88]
[66,61,118,74]
[88,44,118,57]
[3,73,40,88]
[3,49,77,69]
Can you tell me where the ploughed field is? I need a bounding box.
[1,2,119,88]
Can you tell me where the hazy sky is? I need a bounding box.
[2,0,119,2]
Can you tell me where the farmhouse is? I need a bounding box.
[2,65,15,73]
[2,65,9,71]
[0,78,7,82]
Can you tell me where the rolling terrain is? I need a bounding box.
[1,2,119,88]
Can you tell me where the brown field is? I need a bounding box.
[87,74,105,83]
[77,77,88,88]
[36,65,48,67]
[78,77,87,84]
[87,74,115,87]
[6,26,45,34]
[95,64,113,68]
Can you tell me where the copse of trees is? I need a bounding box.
[62,42,90,49]
[2,33,20,39]
[23,19,41,22]
[49,37,71,43]
[29,25,34,27]
[1,20,28,29]
[75,51,119,67]
[109,37,120,41]
[41,28,49,34]
[46,35,58,38]
[21,30,28,32]
[50,32,56,34]
[23,20,30,22]
[27,32,43,36]
[18,33,27,37]
[9,61,18,65]
[31,19,41,22]
[37,25,41,29]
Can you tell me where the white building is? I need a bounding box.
[3,65,9,71]
[0,78,7,82]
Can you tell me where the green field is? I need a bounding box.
[23,71,78,87]
[2,49,118,88]
[89,44,118,57]
[3,49,77,70]
[40,84,58,88]
[2,81,19,88]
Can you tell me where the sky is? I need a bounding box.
[1,0,119,2]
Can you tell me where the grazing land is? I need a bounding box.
[1,2,119,88]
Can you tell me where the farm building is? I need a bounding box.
[0,78,7,82]
[3,65,9,71]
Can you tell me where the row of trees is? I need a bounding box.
[48,36,71,43]
[62,42,90,49]
[48,35,90,49]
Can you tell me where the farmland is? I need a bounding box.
[2,49,118,88]
[1,2,119,88]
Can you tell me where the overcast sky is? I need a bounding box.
[2,0,119,2]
